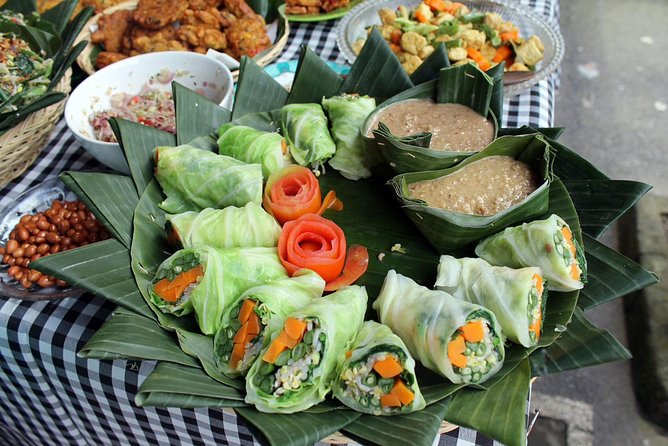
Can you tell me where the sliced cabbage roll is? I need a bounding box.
[149,246,287,335]
[333,321,426,415]
[217,124,289,178]
[165,203,281,250]
[322,94,376,180]
[213,269,325,378]
[373,270,505,385]
[245,286,367,413]
[475,214,587,292]
[154,144,263,214]
[279,103,336,167]
[435,255,546,347]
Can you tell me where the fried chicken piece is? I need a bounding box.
[130,25,188,54]
[321,0,348,12]
[223,0,258,19]
[285,0,321,14]
[177,8,228,52]
[133,0,188,30]
[188,0,224,9]
[95,51,129,69]
[91,10,133,53]
[225,16,270,59]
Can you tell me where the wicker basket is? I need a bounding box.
[0,69,72,188]
[75,1,289,80]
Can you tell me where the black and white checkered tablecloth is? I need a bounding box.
[0,1,558,444]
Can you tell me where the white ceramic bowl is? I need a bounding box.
[65,51,234,173]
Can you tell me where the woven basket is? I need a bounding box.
[75,1,289,80]
[0,69,71,188]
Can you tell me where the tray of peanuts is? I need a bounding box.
[0,177,111,300]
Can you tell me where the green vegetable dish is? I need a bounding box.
[0,35,52,113]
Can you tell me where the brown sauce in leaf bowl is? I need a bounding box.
[367,99,495,152]
[408,156,539,216]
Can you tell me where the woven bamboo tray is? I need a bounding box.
[75,0,289,80]
[0,69,71,188]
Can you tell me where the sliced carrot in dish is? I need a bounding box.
[533,273,544,296]
[246,314,261,336]
[391,380,415,406]
[153,265,203,303]
[233,323,250,344]
[570,262,581,281]
[324,245,369,292]
[380,393,402,408]
[529,306,542,341]
[373,356,403,379]
[460,320,485,343]
[284,317,307,340]
[561,226,576,257]
[466,47,491,71]
[448,335,467,368]
[275,330,300,349]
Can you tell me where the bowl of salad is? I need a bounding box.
[65,51,234,173]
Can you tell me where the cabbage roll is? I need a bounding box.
[245,286,367,413]
[279,103,336,167]
[373,271,505,385]
[149,246,287,335]
[217,124,289,178]
[435,255,546,347]
[333,321,426,415]
[322,94,376,180]
[154,144,263,214]
[165,203,281,250]
[475,214,587,292]
[213,269,325,378]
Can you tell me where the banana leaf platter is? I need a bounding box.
[31,32,658,446]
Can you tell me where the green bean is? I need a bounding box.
[275,349,291,367]
[230,305,241,318]
[303,330,314,345]
[461,367,472,375]
[472,372,481,382]
[292,343,307,360]
[229,318,242,331]
[444,38,462,49]
[460,12,485,23]
[318,332,326,343]
[252,373,265,387]
[260,377,274,394]
[438,19,459,36]
[466,342,479,352]
[359,395,370,408]
[260,361,275,376]
[476,344,486,356]
[379,378,394,394]
[363,373,377,387]
[226,328,235,339]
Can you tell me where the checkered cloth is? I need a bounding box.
[0,0,556,443]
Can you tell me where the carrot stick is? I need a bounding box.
[562,227,576,256]
[380,393,402,408]
[414,9,429,23]
[499,30,519,42]
[492,44,512,63]
[424,0,447,12]
[373,356,403,378]
[391,380,415,406]
[447,335,467,368]
[238,299,257,323]
[466,47,490,71]
[460,320,485,343]
[262,339,287,363]
[284,317,307,340]
[390,29,402,45]
[276,330,301,349]
[246,313,261,336]
[153,265,203,303]
[233,323,250,344]
[533,273,544,296]
[230,343,245,368]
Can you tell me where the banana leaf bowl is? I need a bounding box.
[31,31,657,446]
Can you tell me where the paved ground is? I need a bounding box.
[529,0,668,445]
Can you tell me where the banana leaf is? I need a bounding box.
[287,46,343,104]
[235,407,361,446]
[340,27,413,101]
[39,0,77,35]
[443,359,531,446]
[362,64,498,174]
[0,21,59,57]
[1,0,36,15]
[174,83,230,145]
[388,134,552,252]
[498,125,565,141]
[136,362,245,407]
[175,329,244,389]
[0,92,65,133]
[409,43,450,86]
[110,118,176,195]
[486,62,505,122]
[30,239,152,319]
[233,57,288,120]
[549,138,609,181]
[342,398,451,446]
[529,308,632,377]
[578,234,658,310]
[58,171,138,248]
[79,308,199,367]
[562,179,651,239]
